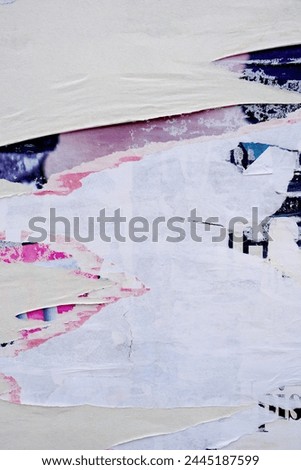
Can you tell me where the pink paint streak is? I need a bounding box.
[35,155,142,196]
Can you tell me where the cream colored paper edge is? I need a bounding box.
[0,400,250,449]
[0,0,300,145]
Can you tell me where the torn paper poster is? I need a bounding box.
[224,385,301,450]
[113,386,301,449]
[217,44,301,95]
[112,405,275,450]
[0,239,147,349]
[0,104,299,196]
[0,0,301,146]
[0,106,301,413]
[0,41,301,195]
[0,40,301,450]
[0,397,247,450]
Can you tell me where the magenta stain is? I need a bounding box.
[57,304,75,314]
[0,374,21,404]
[35,156,142,196]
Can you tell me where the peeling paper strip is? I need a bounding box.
[4,117,301,410]
[0,87,300,198]
[114,385,301,449]
[0,103,297,199]
[0,399,249,450]
[0,0,301,145]
[113,405,277,450]
[39,111,297,195]
[0,38,301,195]
[0,240,147,347]
[0,261,112,343]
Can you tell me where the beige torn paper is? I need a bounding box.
[0,0,300,145]
[0,400,249,450]
[0,180,33,198]
[0,261,118,343]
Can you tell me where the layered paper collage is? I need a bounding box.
[0,0,301,450]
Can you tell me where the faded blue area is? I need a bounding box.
[241,142,270,160]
